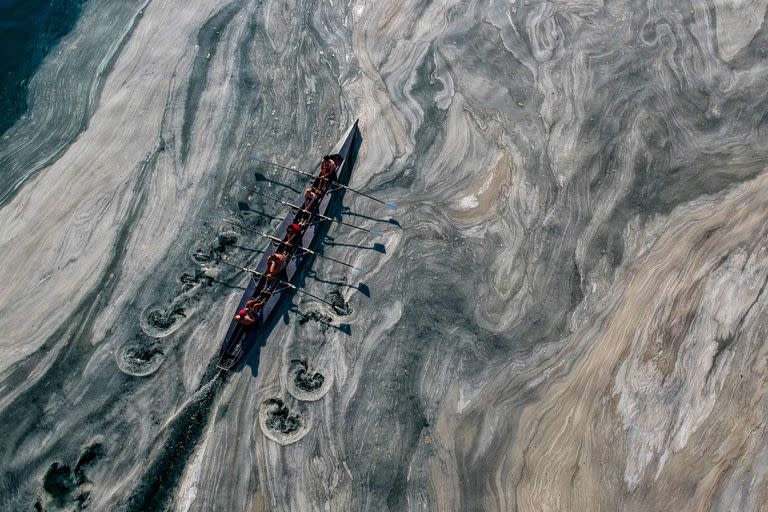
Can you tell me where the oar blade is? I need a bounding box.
[386,203,398,211]
[353,266,366,273]
[250,155,262,162]
[370,230,384,238]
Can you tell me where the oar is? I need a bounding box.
[328,183,398,211]
[210,216,365,272]
[250,156,316,179]
[236,184,383,237]
[251,155,397,211]
[217,259,344,311]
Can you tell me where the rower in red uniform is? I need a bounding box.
[285,222,303,247]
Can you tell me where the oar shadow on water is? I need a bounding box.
[284,305,352,335]
[253,172,303,194]
[237,201,279,221]
[304,269,370,297]
[324,238,386,254]
[340,206,403,229]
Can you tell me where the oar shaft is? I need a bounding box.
[218,259,259,275]
[244,186,377,235]
[217,217,279,243]
[215,217,360,270]
[288,284,342,310]
[319,213,373,234]
[252,157,316,180]
[253,156,396,211]
[330,182,389,207]
[219,259,341,310]
[247,187,307,214]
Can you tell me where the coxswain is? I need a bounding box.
[234,308,256,325]
[234,298,259,326]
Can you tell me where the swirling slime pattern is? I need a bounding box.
[2,0,768,510]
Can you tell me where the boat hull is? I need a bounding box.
[217,121,360,370]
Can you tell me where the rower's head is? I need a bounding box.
[321,156,336,174]
[289,222,302,233]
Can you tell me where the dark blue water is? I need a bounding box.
[0,0,87,136]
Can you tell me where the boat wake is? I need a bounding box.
[115,335,165,377]
[286,358,333,402]
[258,397,312,445]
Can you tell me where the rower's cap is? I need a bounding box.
[239,309,247,315]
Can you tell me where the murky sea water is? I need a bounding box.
[2,1,768,511]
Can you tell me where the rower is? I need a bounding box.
[234,307,256,325]
[266,251,287,276]
[301,187,322,212]
[316,155,340,191]
[321,155,338,175]
[234,298,261,326]
[257,289,273,303]
[284,222,304,247]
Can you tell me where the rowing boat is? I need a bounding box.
[217,121,361,370]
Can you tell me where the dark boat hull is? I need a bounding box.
[217,121,360,370]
